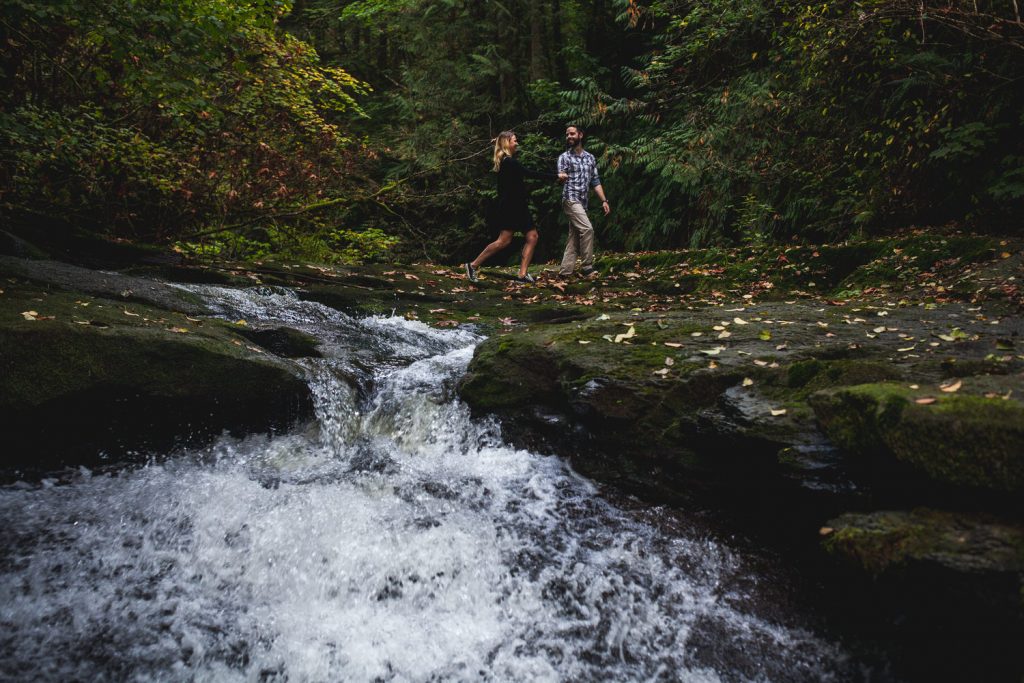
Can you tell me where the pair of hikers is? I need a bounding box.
[464,125,611,284]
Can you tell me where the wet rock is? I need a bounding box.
[234,326,322,358]
[822,509,1024,627]
[0,255,207,315]
[0,282,313,474]
[810,381,1024,496]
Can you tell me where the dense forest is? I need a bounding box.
[2,0,1022,263]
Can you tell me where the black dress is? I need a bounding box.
[488,155,558,232]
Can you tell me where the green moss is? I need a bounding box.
[788,359,824,388]
[811,383,1024,493]
[823,509,1024,578]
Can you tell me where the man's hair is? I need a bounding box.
[566,124,584,137]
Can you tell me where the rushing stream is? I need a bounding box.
[0,286,871,681]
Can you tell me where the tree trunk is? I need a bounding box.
[529,0,546,81]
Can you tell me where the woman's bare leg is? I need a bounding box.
[518,229,539,277]
[471,230,513,268]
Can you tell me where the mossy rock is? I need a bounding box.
[810,382,1024,494]
[0,288,314,472]
[821,509,1024,622]
[235,326,322,358]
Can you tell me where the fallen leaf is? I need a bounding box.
[665,357,675,366]
[169,327,189,333]
[596,313,610,321]
[758,329,772,341]
[700,347,726,356]
[652,368,670,376]
[718,330,732,339]
[123,309,140,317]
[614,326,636,343]
[940,379,962,393]
[235,319,247,326]
[664,342,683,348]
[915,397,937,404]
[770,408,787,416]
[819,527,834,536]
[742,377,754,387]
[578,340,591,344]
[21,310,38,320]
[733,317,749,325]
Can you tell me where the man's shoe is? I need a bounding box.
[581,267,599,278]
[515,273,537,284]
[464,262,478,283]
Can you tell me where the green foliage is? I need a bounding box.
[1,0,371,253]
[557,0,1024,248]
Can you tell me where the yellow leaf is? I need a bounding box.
[742,377,754,387]
[614,326,636,343]
[169,327,189,333]
[21,310,38,320]
[770,408,787,416]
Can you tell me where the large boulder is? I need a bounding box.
[1,283,313,474]
[810,381,1024,497]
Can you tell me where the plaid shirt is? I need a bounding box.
[557,149,601,208]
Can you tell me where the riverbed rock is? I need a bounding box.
[0,277,313,474]
[810,381,1024,497]
[821,509,1024,623]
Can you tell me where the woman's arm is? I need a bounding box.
[507,156,559,181]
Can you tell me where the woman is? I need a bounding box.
[465,131,567,284]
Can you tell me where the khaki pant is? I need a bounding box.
[559,200,595,275]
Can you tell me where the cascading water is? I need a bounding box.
[0,285,870,681]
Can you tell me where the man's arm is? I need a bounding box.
[589,157,609,215]
[593,184,610,215]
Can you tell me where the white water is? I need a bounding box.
[0,286,860,681]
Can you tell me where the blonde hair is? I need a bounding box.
[492,131,515,172]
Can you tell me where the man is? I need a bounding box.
[557,125,610,278]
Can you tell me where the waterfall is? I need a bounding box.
[0,285,864,681]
